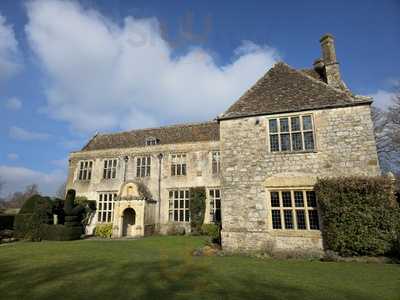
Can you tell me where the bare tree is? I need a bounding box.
[56,181,67,199]
[3,184,40,209]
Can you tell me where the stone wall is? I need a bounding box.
[66,140,220,234]
[220,104,380,252]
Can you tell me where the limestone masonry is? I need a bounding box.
[67,34,380,251]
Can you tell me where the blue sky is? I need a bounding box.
[0,0,399,196]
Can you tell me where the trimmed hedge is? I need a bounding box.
[189,187,206,234]
[40,224,82,241]
[94,224,113,238]
[0,215,14,230]
[315,176,400,257]
[14,195,54,241]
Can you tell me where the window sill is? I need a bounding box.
[268,150,318,155]
[269,229,321,238]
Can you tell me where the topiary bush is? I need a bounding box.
[14,195,54,241]
[94,224,113,238]
[189,187,206,234]
[40,224,84,241]
[315,176,400,257]
[62,190,84,239]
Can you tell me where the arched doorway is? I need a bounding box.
[122,208,136,237]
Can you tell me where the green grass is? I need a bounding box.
[0,236,399,300]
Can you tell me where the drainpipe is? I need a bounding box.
[157,153,163,230]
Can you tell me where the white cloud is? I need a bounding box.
[4,97,22,110]
[25,0,279,133]
[0,165,65,196]
[369,90,396,110]
[9,126,50,141]
[7,153,18,160]
[0,14,20,81]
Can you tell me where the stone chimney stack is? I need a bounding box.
[319,33,348,91]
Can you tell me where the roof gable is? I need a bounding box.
[219,62,370,120]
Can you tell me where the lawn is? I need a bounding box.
[0,236,399,300]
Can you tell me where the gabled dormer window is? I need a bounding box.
[146,137,159,146]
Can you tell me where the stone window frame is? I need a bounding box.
[170,153,187,176]
[168,189,190,222]
[266,188,321,231]
[207,187,221,223]
[77,160,93,181]
[97,192,118,223]
[266,113,317,153]
[211,151,221,175]
[136,156,151,177]
[103,158,118,180]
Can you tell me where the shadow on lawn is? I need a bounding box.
[0,256,380,300]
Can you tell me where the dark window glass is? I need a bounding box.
[304,132,315,150]
[296,210,307,229]
[302,116,312,130]
[185,210,190,222]
[292,132,303,151]
[282,191,292,207]
[284,210,294,229]
[270,192,280,207]
[179,210,184,222]
[174,210,178,221]
[306,191,317,207]
[270,135,279,152]
[272,210,282,229]
[174,200,179,209]
[280,118,289,132]
[280,134,290,151]
[269,119,278,133]
[308,210,320,230]
[294,191,304,207]
[291,116,301,131]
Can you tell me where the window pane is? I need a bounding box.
[185,190,189,198]
[272,210,282,229]
[280,118,289,132]
[185,210,190,222]
[215,199,221,209]
[182,164,186,175]
[174,191,178,198]
[284,210,294,229]
[280,133,290,151]
[302,116,312,130]
[269,119,278,133]
[215,189,220,198]
[292,133,303,151]
[308,210,320,230]
[174,200,179,209]
[282,191,292,207]
[296,210,307,229]
[270,135,279,152]
[306,191,317,207]
[179,210,184,222]
[304,132,315,150]
[291,117,301,131]
[185,200,189,209]
[294,191,304,207]
[270,192,280,207]
[174,210,178,221]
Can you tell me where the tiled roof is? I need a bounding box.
[219,62,371,120]
[81,121,219,151]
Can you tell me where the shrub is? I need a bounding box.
[166,224,186,235]
[315,176,400,257]
[14,195,54,241]
[189,187,206,234]
[40,224,82,241]
[201,224,220,243]
[94,224,113,238]
[0,215,14,230]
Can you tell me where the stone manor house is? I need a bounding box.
[67,34,380,252]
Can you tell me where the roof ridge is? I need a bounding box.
[97,120,218,137]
